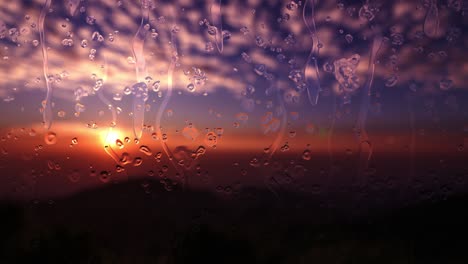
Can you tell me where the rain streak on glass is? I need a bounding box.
[131,82,148,139]
[424,0,440,38]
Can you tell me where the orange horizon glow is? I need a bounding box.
[0,121,465,160]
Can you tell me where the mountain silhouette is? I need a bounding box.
[0,178,467,263]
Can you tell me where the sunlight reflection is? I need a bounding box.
[101,129,124,147]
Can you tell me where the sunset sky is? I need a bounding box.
[0,0,467,199]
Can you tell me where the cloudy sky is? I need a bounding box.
[0,0,467,199]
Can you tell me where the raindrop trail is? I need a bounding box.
[98,57,120,164]
[131,1,149,139]
[236,20,284,199]
[327,95,337,179]
[39,0,52,130]
[355,35,383,182]
[210,0,223,53]
[155,31,185,188]
[264,175,282,202]
[237,27,285,161]
[424,0,439,38]
[238,63,284,199]
[66,0,79,16]
[267,81,287,161]
[303,0,322,105]
[407,94,416,189]
[260,82,285,200]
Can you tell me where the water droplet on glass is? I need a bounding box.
[75,103,86,113]
[286,1,298,11]
[302,149,312,160]
[359,4,376,21]
[78,39,87,48]
[195,146,206,157]
[424,1,439,38]
[289,131,297,138]
[249,157,260,167]
[439,79,453,91]
[116,165,125,173]
[93,79,103,91]
[241,52,252,63]
[120,152,131,165]
[385,75,398,87]
[280,143,290,152]
[113,93,123,101]
[182,124,200,141]
[204,132,217,148]
[323,62,334,73]
[186,83,196,92]
[139,145,152,156]
[255,35,266,47]
[57,110,66,117]
[61,38,73,46]
[127,56,136,64]
[240,26,249,35]
[133,157,143,166]
[123,86,132,95]
[86,16,96,25]
[99,171,111,183]
[254,64,266,76]
[207,25,217,35]
[334,54,361,92]
[390,33,404,45]
[44,131,57,145]
[151,29,159,39]
[205,42,214,53]
[152,81,160,92]
[68,171,81,183]
[288,69,303,83]
[115,139,124,149]
[222,30,231,40]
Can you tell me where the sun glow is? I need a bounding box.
[100,129,124,147]
[100,128,126,164]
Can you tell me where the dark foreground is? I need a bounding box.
[0,177,467,264]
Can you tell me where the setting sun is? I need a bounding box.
[100,129,125,147]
